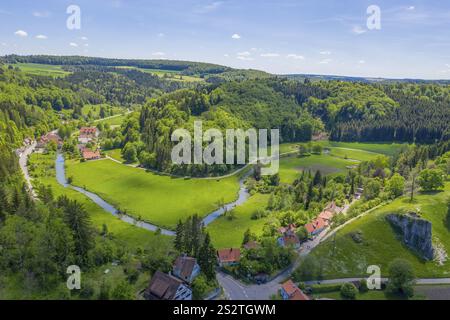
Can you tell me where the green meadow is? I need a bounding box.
[28,153,168,249]
[14,63,70,77]
[309,183,450,279]
[66,158,241,229]
[207,193,271,249]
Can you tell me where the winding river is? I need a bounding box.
[55,153,250,236]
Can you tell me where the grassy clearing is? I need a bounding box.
[207,193,271,249]
[115,66,204,82]
[309,183,450,279]
[66,158,241,229]
[14,63,70,77]
[28,153,166,249]
[311,287,421,300]
[279,154,357,184]
[317,141,406,157]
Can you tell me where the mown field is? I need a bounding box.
[14,63,70,77]
[308,182,450,279]
[207,193,271,249]
[66,158,241,229]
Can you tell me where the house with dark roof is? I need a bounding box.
[144,271,192,300]
[172,255,200,284]
[217,248,240,267]
[280,280,310,301]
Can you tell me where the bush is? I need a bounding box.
[310,283,342,294]
[359,279,369,293]
[387,259,415,297]
[340,282,358,300]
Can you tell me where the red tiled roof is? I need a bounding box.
[281,280,298,296]
[305,218,327,234]
[289,289,310,300]
[217,248,240,263]
[318,210,334,222]
[80,127,98,135]
[82,149,101,160]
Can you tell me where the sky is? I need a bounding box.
[1,0,450,79]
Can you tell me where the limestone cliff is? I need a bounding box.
[386,212,434,260]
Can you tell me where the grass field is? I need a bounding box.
[308,182,450,279]
[28,153,168,249]
[279,154,358,184]
[66,158,241,229]
[115,66,204,82]
[14,63,70,77]
[207,193,271,248]
[105,149,125,162]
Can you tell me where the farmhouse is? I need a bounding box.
[280,280,310,301]
[144,271,192,300]
[172,255,200,284]
[78,127,99,144]
[37,132,62,148]
[217,248,240,267]
[82,148,101,161]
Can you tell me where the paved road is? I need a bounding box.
[18,141,37,198]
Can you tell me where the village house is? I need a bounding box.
[354,187,364,200]
[144,271,192,300]
[305,217,327,237]
[217,248,240,267]
[82,148,101,161]
[78,126,99,144]
[172,255,200,284]
[277,224,300,249]
[280,280,310,301]
[37,132,62,149]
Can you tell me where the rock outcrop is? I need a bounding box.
[386,212,434,260]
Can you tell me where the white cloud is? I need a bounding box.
[1,42,7,47]
[152,52,165,56]
[196,1,223,14]
[223,54,229,57]
[358,60,366,64]
[33,11,50,18]
[69,42,78,47]
[319,59,332,64]
[81,36,88,41]
[36,35,47,40]
[287,54,305,60]
[237,51,251,57]
[157,33,165,38]
[352,25,367,35]
[407,6,415,11]
[231,33,241,40]
[260,53,280,57]
[84,43,89,47]
[14,30,28,37]
[237,56,253,61]
[319,51,331,55]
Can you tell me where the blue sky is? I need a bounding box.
[1,0,450,79]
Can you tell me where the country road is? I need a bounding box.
[18,141,37,198]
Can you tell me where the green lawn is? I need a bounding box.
[96,113,131,127]
[66,158,241,229]
[105,149,125,162]
[309,182,450,279]
[14,63,70,77]
[28,153,167,249]
[207,193,271,249]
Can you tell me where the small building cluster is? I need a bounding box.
[144,255,200,300]
[277,201,344,249]
[280,280,310,300]
[37,132,62,149]
[77,126,101,161]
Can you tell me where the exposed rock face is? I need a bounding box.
[386,212,434,260]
